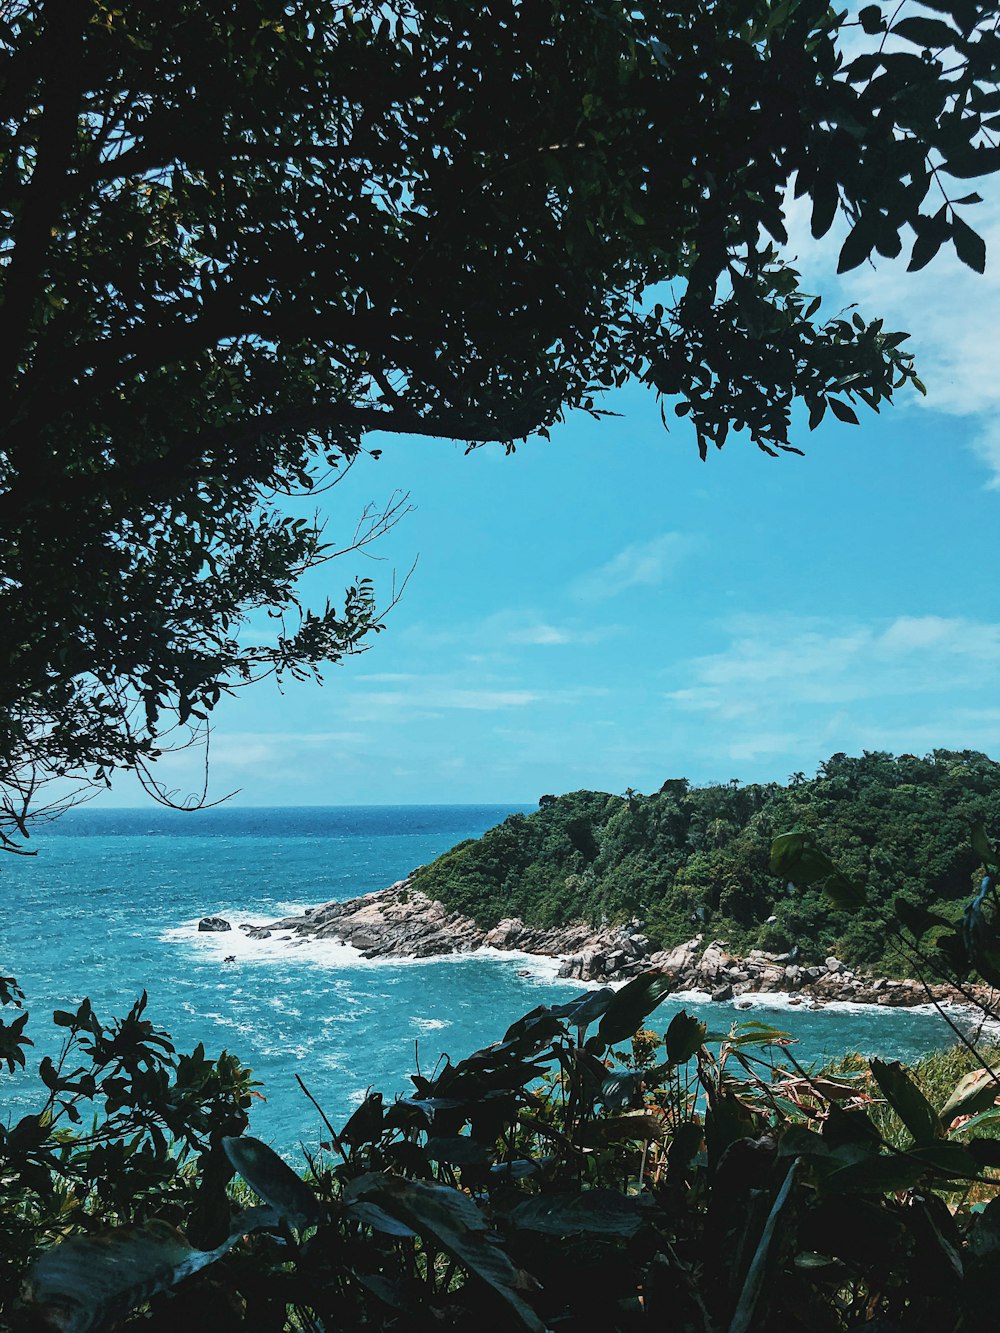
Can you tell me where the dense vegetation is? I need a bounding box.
[7,960,1000,1330]
[412,750,1000,974]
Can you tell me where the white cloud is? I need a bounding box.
[665,613,1000,749]
[573,533,691,600]
[506,621,616,647]
[971,419,1000,491]
[508,624,574,645]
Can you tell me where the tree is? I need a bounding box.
[2,0,999,849]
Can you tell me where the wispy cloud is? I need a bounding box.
[506,622,615,647]
[663,612,1000,768]
[573,533,691,600]
[668,613,1000,720]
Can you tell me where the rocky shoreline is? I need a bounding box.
[198,877,998,1013]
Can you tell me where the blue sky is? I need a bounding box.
[101,185,1000,807]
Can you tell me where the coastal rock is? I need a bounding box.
[698,942,733,984]
[248,884,993,1012]
[650,936,702,980]
[198,916,231,932]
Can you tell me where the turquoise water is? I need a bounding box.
[0,806,960,1151]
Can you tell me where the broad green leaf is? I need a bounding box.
[345,1201,417,1237]
[24,1213,275,1333]
[910,1141,980,1178]
[346,1174,543,1332]
[968,1137,1000,1168]
[510,1190,642,1237]
[953,216,987,274]
[973,823,1000,868]
[823,1153,928,1194]
[730,1160,798,1333]
[424,1135,494,1166]
[870,1059,941,1144]
[665,1010,706,1065]
[550,988,616,1031]
[940,1068,1000,1126]
[894,896,949,938]
[770,831,865,910]
[892,15,960,48]
[594,970,674,1049]
[576,1112,662,1147]
[222,1135,321,1227]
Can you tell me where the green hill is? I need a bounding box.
[412,750,1000,975]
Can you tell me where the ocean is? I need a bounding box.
[0,805,962,1151]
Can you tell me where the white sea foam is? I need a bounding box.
[160,917,576,984]
[718,990,943,1019]
[410,1017,450,1032]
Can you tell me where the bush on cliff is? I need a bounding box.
[411,750,1000,976]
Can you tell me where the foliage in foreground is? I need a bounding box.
[6,826,1000,1330]
[412,749,1000,974]
[5,979,1000,1331]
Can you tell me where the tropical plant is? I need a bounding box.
[9,873,1000,1333]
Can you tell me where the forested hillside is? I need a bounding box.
[412,751,1000,974]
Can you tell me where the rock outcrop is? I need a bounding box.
[198,916,231,932]
[200,880,994,1010]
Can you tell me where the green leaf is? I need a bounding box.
[222,1136,322,1228]
[892,15,960,48]
[424,1135,495,1166]
[770,831,866,910]
[940,1068,1000,1125]
[510,1190,642,1237]
[550,988,616,1031]
[838,216,877,273]
[577,1112,662,1146]
[967,1138,1000,1168]
[345,1201,417,1237]
[909,206,950,272]
[823,1153,927,1194]
[729,1160,798,1333]
[858,4,884,34]
[973,823,1000,868]
[894,897,948,938]
[665,1010,707,1065]
[23,1213,276,1333]
[828,398,859,426]
[870,1059,941,1144]
[345,1174,543,1332]
[594,970,674,1050]
[953,216,986,273]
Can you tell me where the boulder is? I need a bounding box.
[198,916,231,932]
[603,950,629,976]
[650,935,702,980]
[698,942,733,983]
[711,982,733,1003]
[483,918,527,949]
[825,956,843,974]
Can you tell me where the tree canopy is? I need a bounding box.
[412,749,1000,976]
[2,0,999,846]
